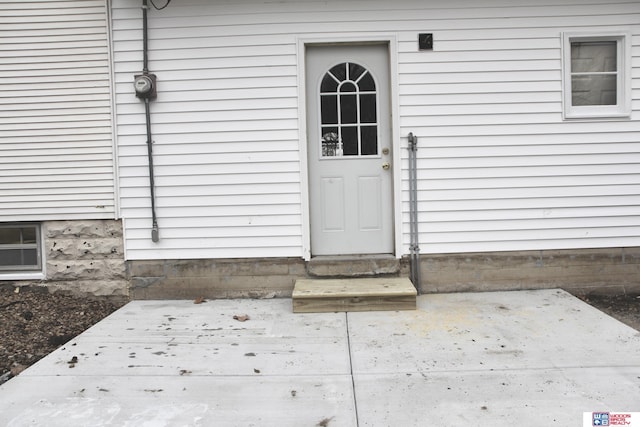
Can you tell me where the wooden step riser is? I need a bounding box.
[293,295,416,313]
[292,277,416,313]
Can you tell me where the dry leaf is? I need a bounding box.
[233,314,250,322]
[68,356,78,368]
[317,417,334,427]
[193,297,206,304]
[10,364,27,376]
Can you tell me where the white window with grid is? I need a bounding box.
[562,32,631,119]
[0,224,42,273]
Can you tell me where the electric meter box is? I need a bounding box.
[134,73,157,99]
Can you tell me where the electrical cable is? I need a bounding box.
[149,0,171,10]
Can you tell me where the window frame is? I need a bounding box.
[562,31,631,120]
[0,223,43,273]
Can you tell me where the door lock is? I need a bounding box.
[382,162,390,170]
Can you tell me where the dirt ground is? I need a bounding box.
[0,286,125,384]
[0,286,638,385]
[577,292,640,333]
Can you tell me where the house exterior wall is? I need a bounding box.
[0,219,127,298]
[0,0,117,221]
[111,0,640,266]
[2,1,636,297]
[0,1,124,295]
[112,1,304,260]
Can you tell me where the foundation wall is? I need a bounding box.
[127,247,640,299]
[128,258,308,299]
[1,220,128,298]
[4,239,638,299]
[420,248,640,297]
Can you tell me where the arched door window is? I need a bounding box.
[319,62,378,157]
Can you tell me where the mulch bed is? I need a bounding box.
[578,293,640,333]
[0,286,124,383]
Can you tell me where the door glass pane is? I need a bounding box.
[321,74,339,93]
[322,126,338,136]
[571,41,617,73]
[349,63,365,81]
[321,95,338,124]
[321,127,339,157]
[340,82,357,93]
[358,72,375,91]
[361,126,378,155]
[360,94,377,123]
[341,127,358,156]
[329,63,347,81]
[340,94,357,124]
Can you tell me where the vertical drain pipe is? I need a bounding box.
[141,0,159,242]
[408,132,421,293]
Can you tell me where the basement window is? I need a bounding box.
[0,224,42,272]
[562,32,631,119]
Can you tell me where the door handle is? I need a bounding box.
[382,162,390,170]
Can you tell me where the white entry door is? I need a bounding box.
[306,44,394,256]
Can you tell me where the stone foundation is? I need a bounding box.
[1,220,128,298]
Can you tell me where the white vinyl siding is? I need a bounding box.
[396,2,639,254]
[112,2,302,259]
[110,0,640,260]
[0,0,116,221]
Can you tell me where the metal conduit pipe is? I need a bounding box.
[408,132,421,293]
[144,97,159,242]
[140,0,159,242]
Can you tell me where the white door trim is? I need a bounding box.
[296,35,401,261]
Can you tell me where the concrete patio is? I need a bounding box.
[0,289,638,426]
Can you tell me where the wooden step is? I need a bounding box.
[292,277,417,313]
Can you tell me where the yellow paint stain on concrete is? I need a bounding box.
[401,295,539,338]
